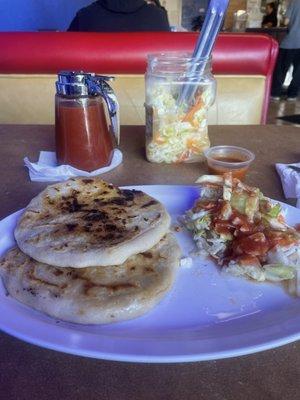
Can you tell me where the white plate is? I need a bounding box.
[0,185,300,363]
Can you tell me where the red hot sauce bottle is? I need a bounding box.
[55,72,119,172]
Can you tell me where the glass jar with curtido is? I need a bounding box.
[145,53,216,163]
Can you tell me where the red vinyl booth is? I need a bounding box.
[0,32,278,124]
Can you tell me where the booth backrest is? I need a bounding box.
[0,32,278,125]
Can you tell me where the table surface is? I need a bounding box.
[0,124,299,400]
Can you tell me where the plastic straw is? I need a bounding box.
[177,0,229,107]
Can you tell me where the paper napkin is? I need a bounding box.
[24,150,123,182]
[276,163,300,208]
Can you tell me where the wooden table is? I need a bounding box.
[0,124,299,400]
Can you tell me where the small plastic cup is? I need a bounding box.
[204,145,255,180]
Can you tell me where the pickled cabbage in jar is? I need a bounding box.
[145,54,216,164]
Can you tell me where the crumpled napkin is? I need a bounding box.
[24,149,123,182]
[276,162,300,208]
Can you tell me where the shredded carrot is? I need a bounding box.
[191,118,200,129]
[181,95,204,124]
[153,132,165,144]
[176,150,190,163]
[154,137,166,144]
[186,138,203,153]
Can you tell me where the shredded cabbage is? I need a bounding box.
[226,261,266,282]
[263,264,295,281]
[146,86,212,163]
[182,174,300,293]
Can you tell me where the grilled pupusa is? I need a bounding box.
[15,178,171,268]
[0,234,180,324]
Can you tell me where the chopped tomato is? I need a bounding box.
[233,232,269,257]
[231,212,251,227]
[194,200,218,211]
[236,255,261,267]
[214,220,233,236]
[265,230,299,248]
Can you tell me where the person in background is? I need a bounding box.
[145,0,169,21]
[271,0,300,101]
[262,2,278,28]
[68,0,170,32]
[191,15,205,32]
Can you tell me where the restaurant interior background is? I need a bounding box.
[0,2,300,398]
[0,0,290,31]
[0,0,298,125]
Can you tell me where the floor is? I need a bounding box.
[267,97,300,126]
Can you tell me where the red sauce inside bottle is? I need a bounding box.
[55,97,114,172]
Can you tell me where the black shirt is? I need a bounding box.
[68,0,170,32]
[262,11,278,27]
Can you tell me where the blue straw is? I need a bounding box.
[177,0,229,107]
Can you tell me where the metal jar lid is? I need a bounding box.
[55,71,114,96]
[56,71,92,96]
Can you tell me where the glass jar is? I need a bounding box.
[55,71,119,172]
[145,53,216,163]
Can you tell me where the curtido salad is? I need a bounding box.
[182,173,300,296]
[145,84,212,163]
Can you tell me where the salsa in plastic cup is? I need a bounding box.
[204,145,255,180]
